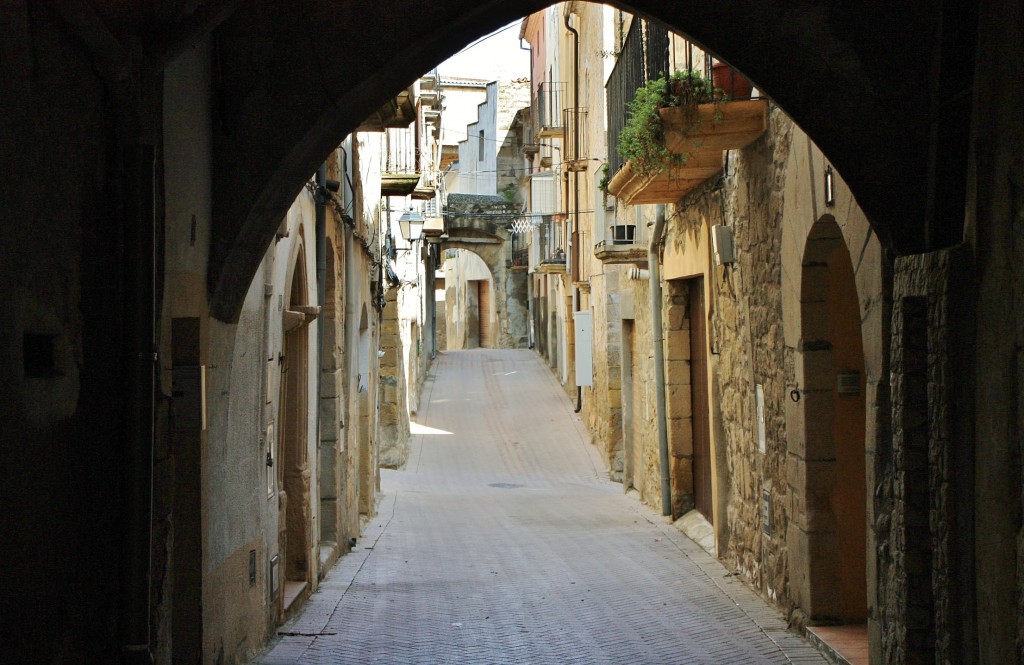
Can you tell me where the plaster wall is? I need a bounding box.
[439,79,488,161]
[457,83,497,196]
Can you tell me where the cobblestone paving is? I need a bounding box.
[256,349,828,664]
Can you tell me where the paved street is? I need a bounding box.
[256,349,828,664]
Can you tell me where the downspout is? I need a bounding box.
[565,10,582,416]
[315,162,327,449]
[564,10,580,284]
[649,204,671,517]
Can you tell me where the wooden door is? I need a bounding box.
[689,278,713,524]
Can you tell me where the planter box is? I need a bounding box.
[606,154,723,205]
[660,99,768,155]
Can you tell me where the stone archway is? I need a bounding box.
[442,194,530,349]
[788,216,867,624]
[202,0,976,321]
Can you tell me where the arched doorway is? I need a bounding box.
[790,216,867,624]
[279,245,312,612]
[442,248,499,350]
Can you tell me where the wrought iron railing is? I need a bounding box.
[538,215,567,266]
[384,126,421,174]
[536,82,565,135]
[606,19,648,178]
[563,107,589,163]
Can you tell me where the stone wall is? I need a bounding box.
[379,290,410,468]
[879,246,976,664]
[623,276,663,508]
[586,268,625,479]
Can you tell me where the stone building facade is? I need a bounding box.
[520,5,894,661]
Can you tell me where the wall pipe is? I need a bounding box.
[650,204,671,517]
[565,10,583,415]
[315,163,327,465]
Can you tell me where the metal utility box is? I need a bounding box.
[712,224,735,265]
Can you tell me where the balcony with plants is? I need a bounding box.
[603,19,768,207]
[535,214,567,274]
[606,69,768,205]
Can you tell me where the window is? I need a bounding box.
[478,130,485,161]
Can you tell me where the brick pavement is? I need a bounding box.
[255,349,829,664]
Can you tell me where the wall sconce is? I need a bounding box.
[398,209,425,243]
[824,165,835,208]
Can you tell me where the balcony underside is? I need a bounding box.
[381,173,421,196]
[536,260,566,274]
[606,156,722,205]
[411,187,435,200]
[594,242,648,264]
[537,126,564,139]
[357,88,417,132]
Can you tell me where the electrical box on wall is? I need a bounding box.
[712,224,735,265]
[573,310,593,387]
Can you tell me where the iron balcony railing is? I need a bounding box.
[563,107,589,165]
[384,126,421,174]
[606,19,661,178]
[537,215,567,267]
[535,82,565,137]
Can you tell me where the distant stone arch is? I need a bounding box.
[442,194,530,349]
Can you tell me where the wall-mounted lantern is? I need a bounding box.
[398,209,425,243]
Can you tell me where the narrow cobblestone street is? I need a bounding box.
[256,349,828,664]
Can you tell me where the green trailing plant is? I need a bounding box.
[598,162,610,192]
[616,69,725,179]
[500,182,518,204]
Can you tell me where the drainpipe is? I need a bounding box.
[315,163,327,430]
[564,11,580,284]
[565,10,582,415]
[649,204,671,517]
[313,162,327,572]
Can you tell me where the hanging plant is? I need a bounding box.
[616,69,724,178]
[598,162,610,192]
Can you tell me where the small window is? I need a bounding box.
[478,130,485,161]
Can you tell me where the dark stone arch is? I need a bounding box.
[209,0,968,321]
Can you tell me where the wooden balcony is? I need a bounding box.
[660,99,768,155]
[606,100,766,206]
[606,152,723,205]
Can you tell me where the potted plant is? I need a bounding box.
[616,69,725,179]
[711,60,753,100]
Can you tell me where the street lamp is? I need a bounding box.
[398,209,425,243]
